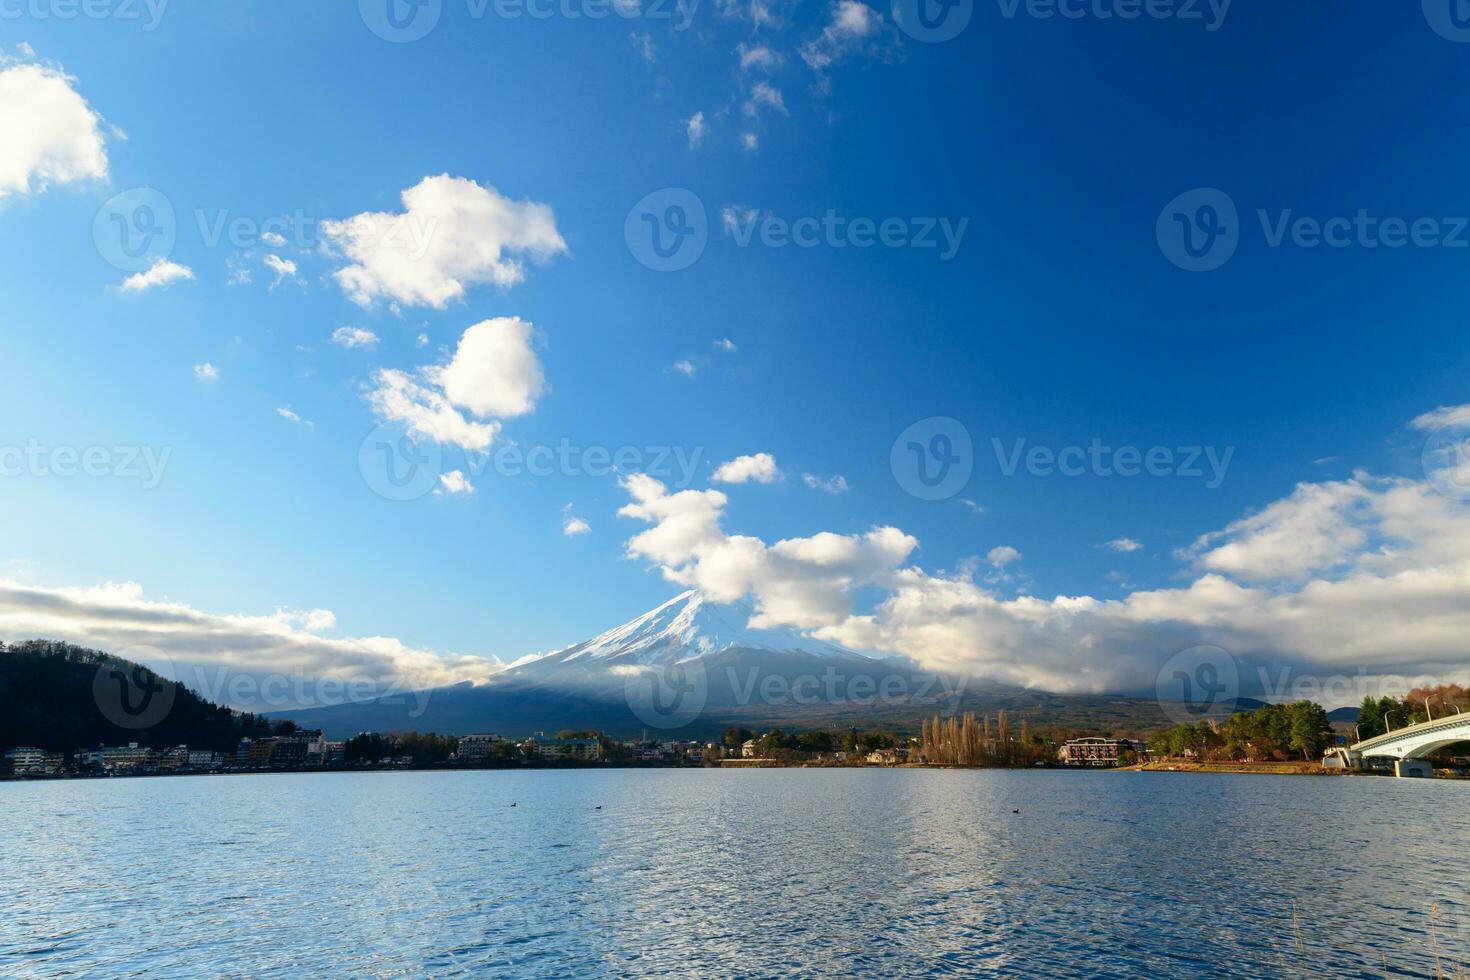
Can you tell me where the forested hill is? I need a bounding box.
[0,640,273,751]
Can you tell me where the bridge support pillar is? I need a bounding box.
[1393,759,1433,778]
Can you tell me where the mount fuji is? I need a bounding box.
[506,590,863,675]
[278,592,1173,738]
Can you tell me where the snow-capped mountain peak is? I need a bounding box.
[516,590,862,672]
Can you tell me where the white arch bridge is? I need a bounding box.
[1325,710,1470,777]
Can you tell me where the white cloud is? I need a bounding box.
[0,578,501,706]
[670,359,697,378]
[1104,537,1143,554]
[1184,480,1371,581]
[744,81,788,117]
[987,545,1021,568]
[276,406,309,425]
[323,175,566,310]
[615,411,1470,697]
[800,0,882,71]
[1411,404,1470,431]
[0,62,108,198]
[364,317,543,452]
[192,362,219,382]
[713,453,781,484]
[331,326,379,350]
[563,517,591,537]
[619,473,917,630]
[741,132,759,152]
[436,470,474,495]
[119,259,194,293]
[714,338,738,352]
[416,333,430,347]
[803,473,849,494]
[263,253,300,289]
[438,316,543,418]
[961,499,984,515]
[367,369,499,452]
[260,230,287,248]
[686,110,706,148]
[737,42,781,71]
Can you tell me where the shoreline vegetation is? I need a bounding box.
[4,641,1469,782]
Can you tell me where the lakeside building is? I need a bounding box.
[741,739,759,759]
[865,748,907,765]
[4,747,47,774]
[1058,737,1146,767]
[455,734,504,761]
[524,736,602,761]
[79,743,154,772]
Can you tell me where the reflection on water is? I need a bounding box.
[1,769,1466,978]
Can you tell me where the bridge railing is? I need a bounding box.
[1350,712,1470,753]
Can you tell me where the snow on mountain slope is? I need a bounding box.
[510,590,867,673]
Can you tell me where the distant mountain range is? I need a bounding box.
[279,591,1198,739]
[2,594,1362,745]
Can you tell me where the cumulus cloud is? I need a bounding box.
[1104,538,1142,554]
[437,316,543,418]
[0,578,500,706]
[713,453,781,484]
[192,362,219,382]
[367,369,499,451]
[669,359,697,378]
[276,406,310,426]
[563,517,591,537]
[0,62,108,198]
[323,175,566,310]
[987,546,1021,568]
[615,410,1470,698]
[364,317,543,452]
[331,326,379,349]
[119,259,194,293]
[619,473,917,630]
[741,132,759,152]
[436,470,474,495]
[714,338,738,352]
[686,110,706,148]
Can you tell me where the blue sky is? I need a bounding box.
[3,0,1470,703]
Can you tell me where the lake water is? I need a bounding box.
[1,769,1466,978]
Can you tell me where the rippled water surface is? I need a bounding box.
[2,769,1467,978]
